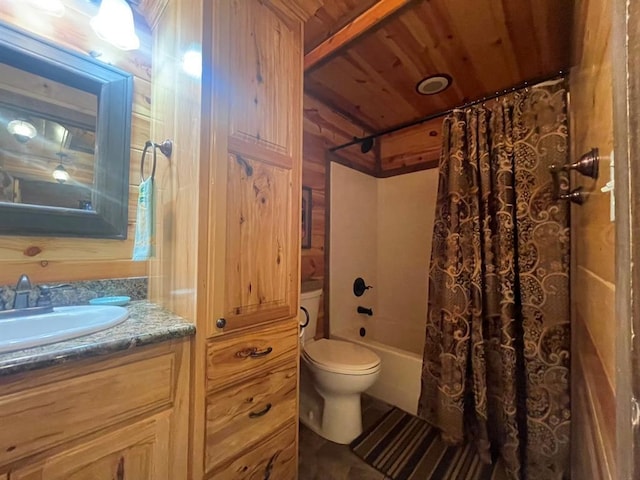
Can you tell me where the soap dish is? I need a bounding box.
[89,296,131,306]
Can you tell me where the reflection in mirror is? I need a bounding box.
[0,64,97,210]
[0,22,133,239]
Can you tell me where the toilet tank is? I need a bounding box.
[300,282,323,345]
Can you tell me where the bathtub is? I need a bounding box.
[332,318,424,415]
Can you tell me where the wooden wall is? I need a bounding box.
[378,117,442,176]
[0,1,151,285]
[569,0,616,477]
[147,0,201,323]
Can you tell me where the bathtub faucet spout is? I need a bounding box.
[357,306,373,316]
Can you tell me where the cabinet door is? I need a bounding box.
[224,152,294,328]
[9,414,170,480]
[207,0,303,336]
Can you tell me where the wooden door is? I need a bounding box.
[205,0,303,336]
[9,414,171,480]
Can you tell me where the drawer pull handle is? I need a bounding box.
[235,346,273,358]
[249,347,273,358]
[249,403,272,418]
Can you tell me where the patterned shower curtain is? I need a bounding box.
[418,82,570,480]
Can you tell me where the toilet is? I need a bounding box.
[299,286,381,444]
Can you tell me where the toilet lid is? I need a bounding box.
[304,339,380,371]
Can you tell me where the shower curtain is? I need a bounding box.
[418,82,570,480]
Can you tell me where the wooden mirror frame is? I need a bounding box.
[0,22,133,239]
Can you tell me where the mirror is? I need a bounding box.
[0,22,132,239]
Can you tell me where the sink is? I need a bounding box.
[0,305,129,354]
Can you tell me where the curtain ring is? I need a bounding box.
[140,140,157,182]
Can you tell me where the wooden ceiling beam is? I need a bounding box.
[304,0,414,71]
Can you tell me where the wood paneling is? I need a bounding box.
[612,0,640,474]
[305,0,572,131]
[147,0,201,322]
[144,0,203,476]
[0,0,152,284]
[378,116,442,174]
[304,0,379,53]
[265,0,324,24]
[303,95,376,174]
[572,313,616,480]
[304,0,414,70]
[570,0,616,477]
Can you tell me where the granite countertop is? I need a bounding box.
[0,300,196,377]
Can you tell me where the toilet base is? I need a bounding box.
[317,388,363,444]
[299,367,365,444]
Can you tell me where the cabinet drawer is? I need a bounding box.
[205,361,296,473]
[0,352,175,466]
[209,421,297,480]
[206,320,297,392]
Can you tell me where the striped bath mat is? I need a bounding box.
[350,408,509,480]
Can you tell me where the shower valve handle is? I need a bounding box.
[357,306,373,316]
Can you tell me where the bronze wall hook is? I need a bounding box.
[549,148,599,178]
[559,186,586,205]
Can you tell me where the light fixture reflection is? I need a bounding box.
[7,120,37,143]
[182,49,202,78]
[27,0,66,17]
[52,164,70,184]
[90,0,140,51]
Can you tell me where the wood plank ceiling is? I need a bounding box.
[304,0,573,133]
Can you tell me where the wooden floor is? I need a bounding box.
[298,395,393,480]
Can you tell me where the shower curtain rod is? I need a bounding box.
[329,71,567,152]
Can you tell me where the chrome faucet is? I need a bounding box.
[0,274,60,320]
[13,274,32,309]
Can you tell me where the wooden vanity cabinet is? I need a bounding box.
[0,339,190,480]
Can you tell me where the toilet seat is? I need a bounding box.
[303,339,381,375]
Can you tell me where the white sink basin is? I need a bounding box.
[0,305,129,354]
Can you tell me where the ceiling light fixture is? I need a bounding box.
[27,0,66,17]
[7,120,37,143]
[416,74,452,95]
[90,0,140,51]
[52,164,70,184]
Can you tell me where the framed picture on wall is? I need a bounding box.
[302,186,312,249]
